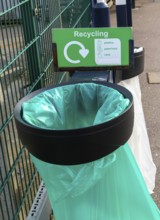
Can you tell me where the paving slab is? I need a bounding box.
[147,72,160,84]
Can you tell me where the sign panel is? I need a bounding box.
[52,27,132,69]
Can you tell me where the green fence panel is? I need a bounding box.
[0,0,91,219]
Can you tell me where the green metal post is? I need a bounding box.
[20,0,42,90]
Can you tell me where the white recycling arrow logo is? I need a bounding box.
[63,41,89,64]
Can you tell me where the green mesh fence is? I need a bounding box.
[0,0,91,219]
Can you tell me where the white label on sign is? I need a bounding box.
[116,0,126,5]
[94,39,121,65]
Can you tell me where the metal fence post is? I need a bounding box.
[115,0,128,27]
[126,0,132,26]
[20,0,42,90]
[132,0,135,9]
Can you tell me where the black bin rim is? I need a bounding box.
[14,81,134,165]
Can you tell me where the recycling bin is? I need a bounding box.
[122,46,145,80]
[14,81,133,165]
[14,81,160,220]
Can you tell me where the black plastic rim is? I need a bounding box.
[14,81,134,165]
[122,47,145,80]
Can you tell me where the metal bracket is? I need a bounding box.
[34,6,42,17]
[27,182,52,220]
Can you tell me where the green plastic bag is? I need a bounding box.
[22,83,130,129]
[22,83,160,220]
[31,144,160,220]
